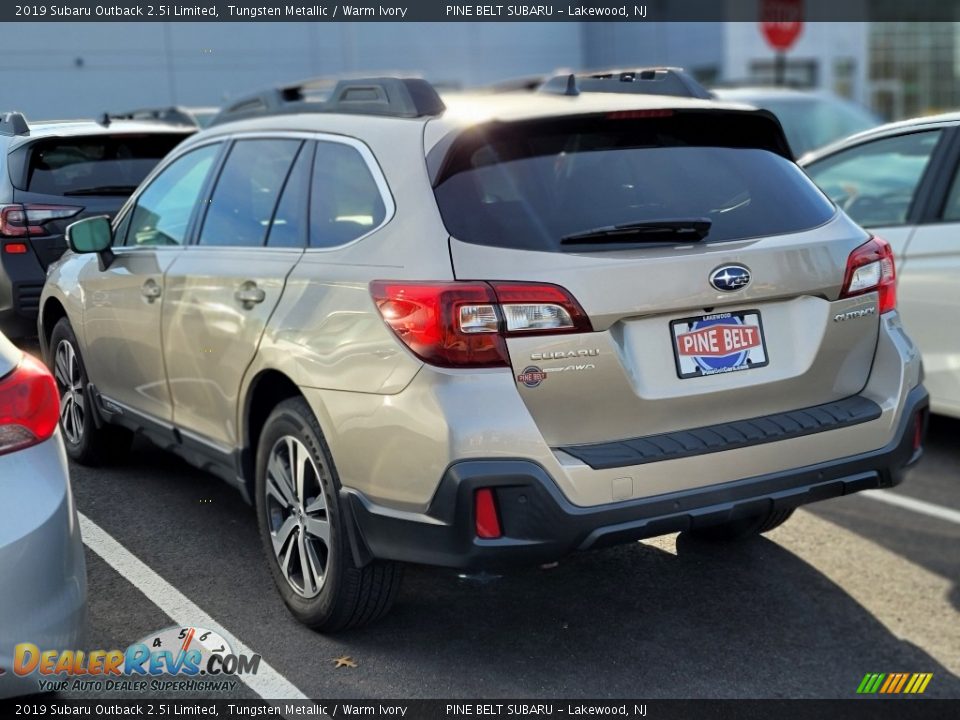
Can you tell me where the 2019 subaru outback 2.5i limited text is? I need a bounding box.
[38,73,928,631]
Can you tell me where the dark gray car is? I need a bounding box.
[0,112,193,338]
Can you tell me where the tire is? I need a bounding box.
[48,318,133,465]
[685,508,796,542]
[255,397,403,631]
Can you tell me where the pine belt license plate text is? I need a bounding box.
[671,310,769,379]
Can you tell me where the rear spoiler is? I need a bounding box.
[427,108,794,187]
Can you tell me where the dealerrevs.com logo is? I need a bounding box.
[13,626,260,693]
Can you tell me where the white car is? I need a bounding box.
[712,87,881,158]
[0,332,86,697]
[801,113,960,419]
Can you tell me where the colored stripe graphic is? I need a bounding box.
[893,673,910,693]
[856,673,886,694]
[857,672,932,694]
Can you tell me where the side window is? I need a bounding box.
[310,141,388,248]
[266,143,312,248]
[938,155,960,222]
[806,130,942,228]
[198,139,302,247]
[125,144,220,246]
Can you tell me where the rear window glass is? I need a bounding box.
[20,135,185,196]
[432,114,836,252]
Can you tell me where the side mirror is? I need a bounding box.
[66,216,114,270]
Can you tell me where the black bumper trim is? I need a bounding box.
[345,385,928,571]
[558,395,882,470]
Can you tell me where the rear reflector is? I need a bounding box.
[0,354,60,456]
[4,243,28,254]
[370,280,592,368]
[474,488,502,539]
[913,409,926,452]
[840,236,896,313]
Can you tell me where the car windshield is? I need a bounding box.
[755,98,880,157]
[432,114,836,252]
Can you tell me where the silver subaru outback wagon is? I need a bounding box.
[38,71,928,631]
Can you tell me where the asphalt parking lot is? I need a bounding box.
[14,342,960,701]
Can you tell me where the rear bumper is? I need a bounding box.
[345,384,928,570]
[0,248,45,338]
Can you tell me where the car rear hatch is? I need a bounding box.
[430,110,881,447]
[2,132,187,269]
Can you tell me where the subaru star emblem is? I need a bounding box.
[710,265,751,292]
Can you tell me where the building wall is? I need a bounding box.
[581,22,724,82]
[723,21,870,104]
[0,22,584,119]
[870,22,960,120]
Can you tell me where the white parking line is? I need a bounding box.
[78,512,308,700]
[861,489,960,526]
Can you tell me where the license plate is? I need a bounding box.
[671,310,769,379]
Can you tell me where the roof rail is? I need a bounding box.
[539,68,713,100]
[0,111,29,136]
[210,76,446,126]
[107,107,200,127]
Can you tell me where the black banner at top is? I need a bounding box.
[4,0,960,23]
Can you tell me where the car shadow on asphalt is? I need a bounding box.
[808,412,960,615]
[75,438,960,700]
[341,536,960,699]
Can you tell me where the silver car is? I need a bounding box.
[39,73,928,631]
[0,332,86,697]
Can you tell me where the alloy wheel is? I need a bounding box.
[54,339,84,445]
[264,435,331,598]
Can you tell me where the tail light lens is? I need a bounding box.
[840,236,896,313]
[0,354,60,456]
[370,280,592,368]
[0,204,83,238]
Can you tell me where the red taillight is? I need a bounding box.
[4,243,28,254]
[840,236,896,313]
[0,204,83,238]
[0,354,60,456]
[370,280,592,368]
[489,282,592,336]
[474,488,502,539]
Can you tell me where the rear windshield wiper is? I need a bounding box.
[62,185,140,196]
[560,218,712,244]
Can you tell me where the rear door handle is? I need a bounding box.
[141,279,162,302]
[235,281,266,309]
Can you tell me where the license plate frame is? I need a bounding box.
[670,309,769,379]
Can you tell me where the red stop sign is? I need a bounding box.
[760,0,804,51]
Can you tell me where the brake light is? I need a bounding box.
[0,204,83,238]
[840,236,896,313]
[0,354,60,456]
[370,281,592,368]
[606,109,674,120]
